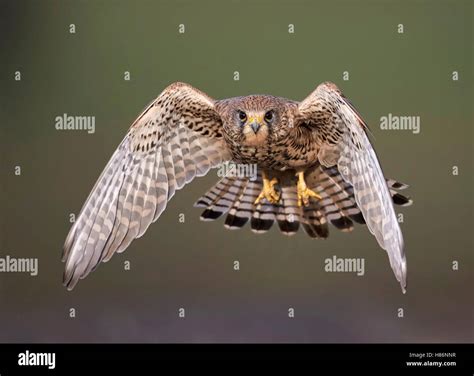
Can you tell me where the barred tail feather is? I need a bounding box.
[301,203,329,238]
[251,200,277,233]
[276,185,300,235]
[195,167,412,239]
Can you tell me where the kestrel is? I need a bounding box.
[62,82,412,292]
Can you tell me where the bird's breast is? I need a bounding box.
[229,143,291,171]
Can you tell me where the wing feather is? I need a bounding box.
[63,82,230,289]
[297,82,407,292]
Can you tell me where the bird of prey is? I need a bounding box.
[62,82,412,292]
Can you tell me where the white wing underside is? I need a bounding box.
[299,83,407,292]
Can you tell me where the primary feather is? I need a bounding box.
[62,83,230,290]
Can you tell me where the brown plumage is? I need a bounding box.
[62,82,412,292]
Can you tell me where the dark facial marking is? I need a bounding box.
[237,110,247,121]
[264,110,274,123]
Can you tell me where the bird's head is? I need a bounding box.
[237,108,274,146]
[218,95,291,147]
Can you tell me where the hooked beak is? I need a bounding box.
[247,114,264,134]
[249,120,261,134]
[243,113,268,146]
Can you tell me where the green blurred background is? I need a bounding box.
[1,0,472,342]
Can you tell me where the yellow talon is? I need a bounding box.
[296,171,322,207]
[255,172,280,205]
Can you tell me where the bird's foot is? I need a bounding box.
[296,171,321,207]
[255,172,280,205]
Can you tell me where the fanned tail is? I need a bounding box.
[194,167,412,238]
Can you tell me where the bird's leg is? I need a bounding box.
[296,171,322,207]
[255,171,280,205]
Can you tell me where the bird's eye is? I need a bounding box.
[238,111,247,122]
[264,111,274,122]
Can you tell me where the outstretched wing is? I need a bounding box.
[62,82,230,290]
[296,82,407,292]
